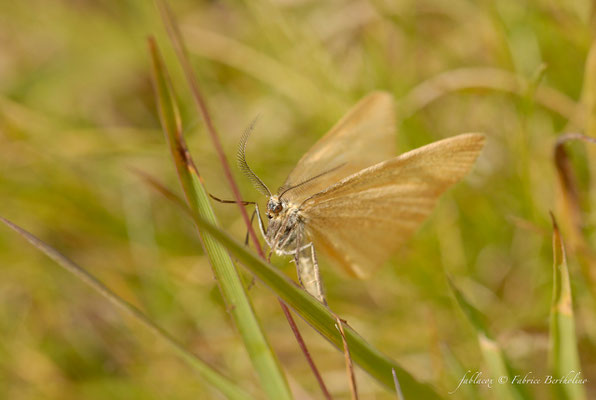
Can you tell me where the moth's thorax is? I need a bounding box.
[265,196,304,254]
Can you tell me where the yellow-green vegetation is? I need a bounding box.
[1,1,595,399]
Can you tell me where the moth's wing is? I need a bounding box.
[281,91,396,204]
[301,133,485,279]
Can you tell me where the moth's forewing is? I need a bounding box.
[281,91,396,203]
[301,133,485,278]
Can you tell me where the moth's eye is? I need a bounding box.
[273,204,283,213]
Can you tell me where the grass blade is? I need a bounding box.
[148,37,293,399]
[447,278,527,400]
[0,217,253,400]
[141,175,445,400]
[549,214,586,400]
[154,2,332,396]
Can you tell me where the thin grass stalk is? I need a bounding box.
[278,293,333,399]
[335,315,358,400]
[148,37,292,399]
[0,217,253,400]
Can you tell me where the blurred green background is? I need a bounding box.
[1,0,595,399]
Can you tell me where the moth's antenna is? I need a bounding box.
[237,117,272,197]
[279,163,345,200]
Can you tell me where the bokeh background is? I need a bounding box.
[1,0,595,399]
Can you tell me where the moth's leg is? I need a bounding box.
[208,193,264,246]
[244,209,257,246]
[310,242,327,306]
[254,203,268,237]
[278,223,313,253]
[294,232,327,305]
[241,202,270,249]
[297,242,312,252]
[306,242,327,306]
[238,209,257,291]
[254,203,277,260]
[210,195,269,291]
[208,194,254,206]
[293,230,304,286]
[276,243,311,256]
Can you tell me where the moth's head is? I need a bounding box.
[266,196,284,219]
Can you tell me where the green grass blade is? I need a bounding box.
[0,217,253,400]
[549,215,586,400]
[447,278,528,400]
[148,37,293,400]
[143,177,445,400]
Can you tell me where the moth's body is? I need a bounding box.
[264,196,304,255]
[237,91,485,305]
[259,196,327,303]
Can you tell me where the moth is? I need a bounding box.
[237,92,485,304]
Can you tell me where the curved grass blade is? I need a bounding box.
[447,278,528,400]
[399,67,580,126]
[148,37,293,400]
[141,175,445,400]
[0,217,253,400]
[549,214,586,400]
